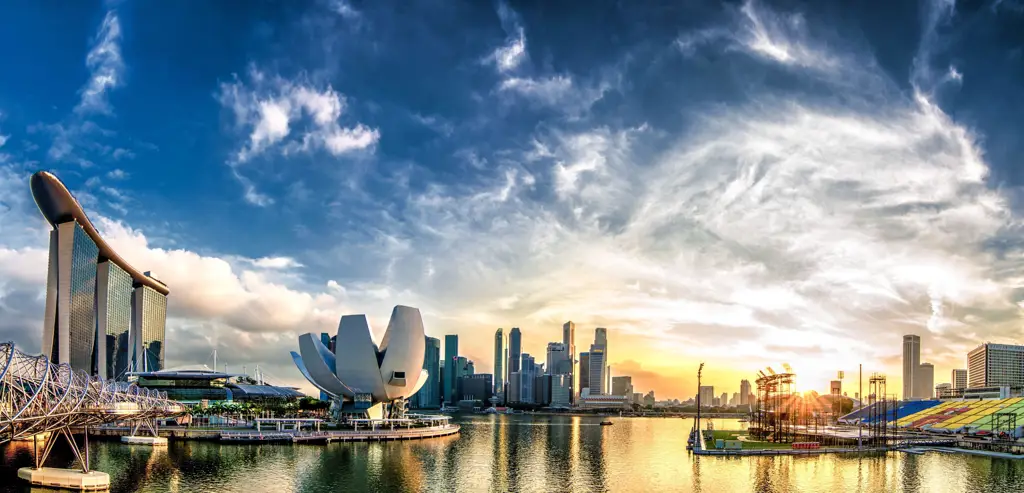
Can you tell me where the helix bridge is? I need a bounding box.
[0,341,184,474]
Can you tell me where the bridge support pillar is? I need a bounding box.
[19,425,111,491]
[121,418,167,446]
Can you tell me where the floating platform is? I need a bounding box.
[18,467,110,491]
[121,435,168,446]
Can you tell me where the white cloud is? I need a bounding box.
[737,0,837,70]
[76,11,124,115]
[330,0,360,19]
[219,68,380,165]
[106,168,128,179]
[499,76,573,105]
[486,3,527,72]
[251,256,303,269]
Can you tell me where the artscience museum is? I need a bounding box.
[291,305,430,420]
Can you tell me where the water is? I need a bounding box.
[1,416,1022,492]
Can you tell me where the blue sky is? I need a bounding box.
[1,0,1023,399]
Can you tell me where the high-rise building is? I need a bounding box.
[562,321,575,403]
[611,376,632,396]
[699,386,714,409]
[444,335,458,404]
[720,392,728,408]
[133,277,168,372]
[740,380,751,406]
[915,363,934,399]
[595,327,608,346]
[521,353,535,403]
[508,372,522,403]
[952,369,968,390]
[494,329,506,397]
[97,261,133,380]
[533,374,551,405]
[967,343,1024,388]
[730,392,739,407]
[509,327,522,374]
[415,336,441,408]
[458,373,493,404]
[550,374,572,407]
[33,171,170,379]
[546,342,570,375]
[579,352,590,395]
[644,390,655,407]
[903,334,921,399]
[588,347,606,395]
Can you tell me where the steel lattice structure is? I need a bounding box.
[0,342,183,445]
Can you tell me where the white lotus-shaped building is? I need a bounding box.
[291,305,428,419]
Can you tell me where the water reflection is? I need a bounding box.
[1,417,1024,492]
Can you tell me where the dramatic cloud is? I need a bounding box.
[485,3,527,72]
[76,11,123,115]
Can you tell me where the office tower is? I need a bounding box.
[467,359,475,376]
[416,336,441,408]
[508,372,522,402]
[444,335,458,404]
[534,374,551,405]
[509,327,522,374]
[456,356,470,381]
[562,321,575,403]
[550,374,572,406]
[521,353,535,403]
[33,171,170,378]
[740,379,751,405]
[611,376,632,396]
[951,369,967,390]
[644,391,655,407]
[588,347,606,395]
[97,261,132,380]
[579,352,590,394]
[546,342,570,375]
[595,327,607,346]
[915,363,934,399]
[699,386,714,409]
[720,392,728,407]
[731,392,739,407]
[458,374,493,403]
[494,328,506,397]
[903,334,920,399]
[967,343,1024,388]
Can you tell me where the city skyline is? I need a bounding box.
[2,1,1024,400]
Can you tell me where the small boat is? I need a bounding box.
[600,420,613,426]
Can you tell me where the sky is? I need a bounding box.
[1,0,1023,401]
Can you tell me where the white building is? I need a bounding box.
[903,334,920,399]
[951,369,968,390]
[968,343,1024,389]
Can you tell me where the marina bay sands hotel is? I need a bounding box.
[30,171,169,381]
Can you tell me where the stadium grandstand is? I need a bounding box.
[896,398,1024,437]
[838,400,941,425]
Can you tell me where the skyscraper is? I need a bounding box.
[444,334,458,404]
[595,327,607,346]
[967,343,1024,388]
[951,369,968,390]
[97,261,133,380]
[562,321,575,403]
[588,347,606,395]
[546,342,570,375]
[579,352,590,395]
[521,353,535,403]
[133,275,168,372]
[494,328,506,397]
[416,336,441,408]
[509,327,522,374]
[903,334,920,399]
[740,379,751,406]
[915,363,934,399]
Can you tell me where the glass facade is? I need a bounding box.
[444,334,458,405]
[68,222,99,372]
[135,285,168,372]
[100,261,134,380]
[415,336,441,408]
